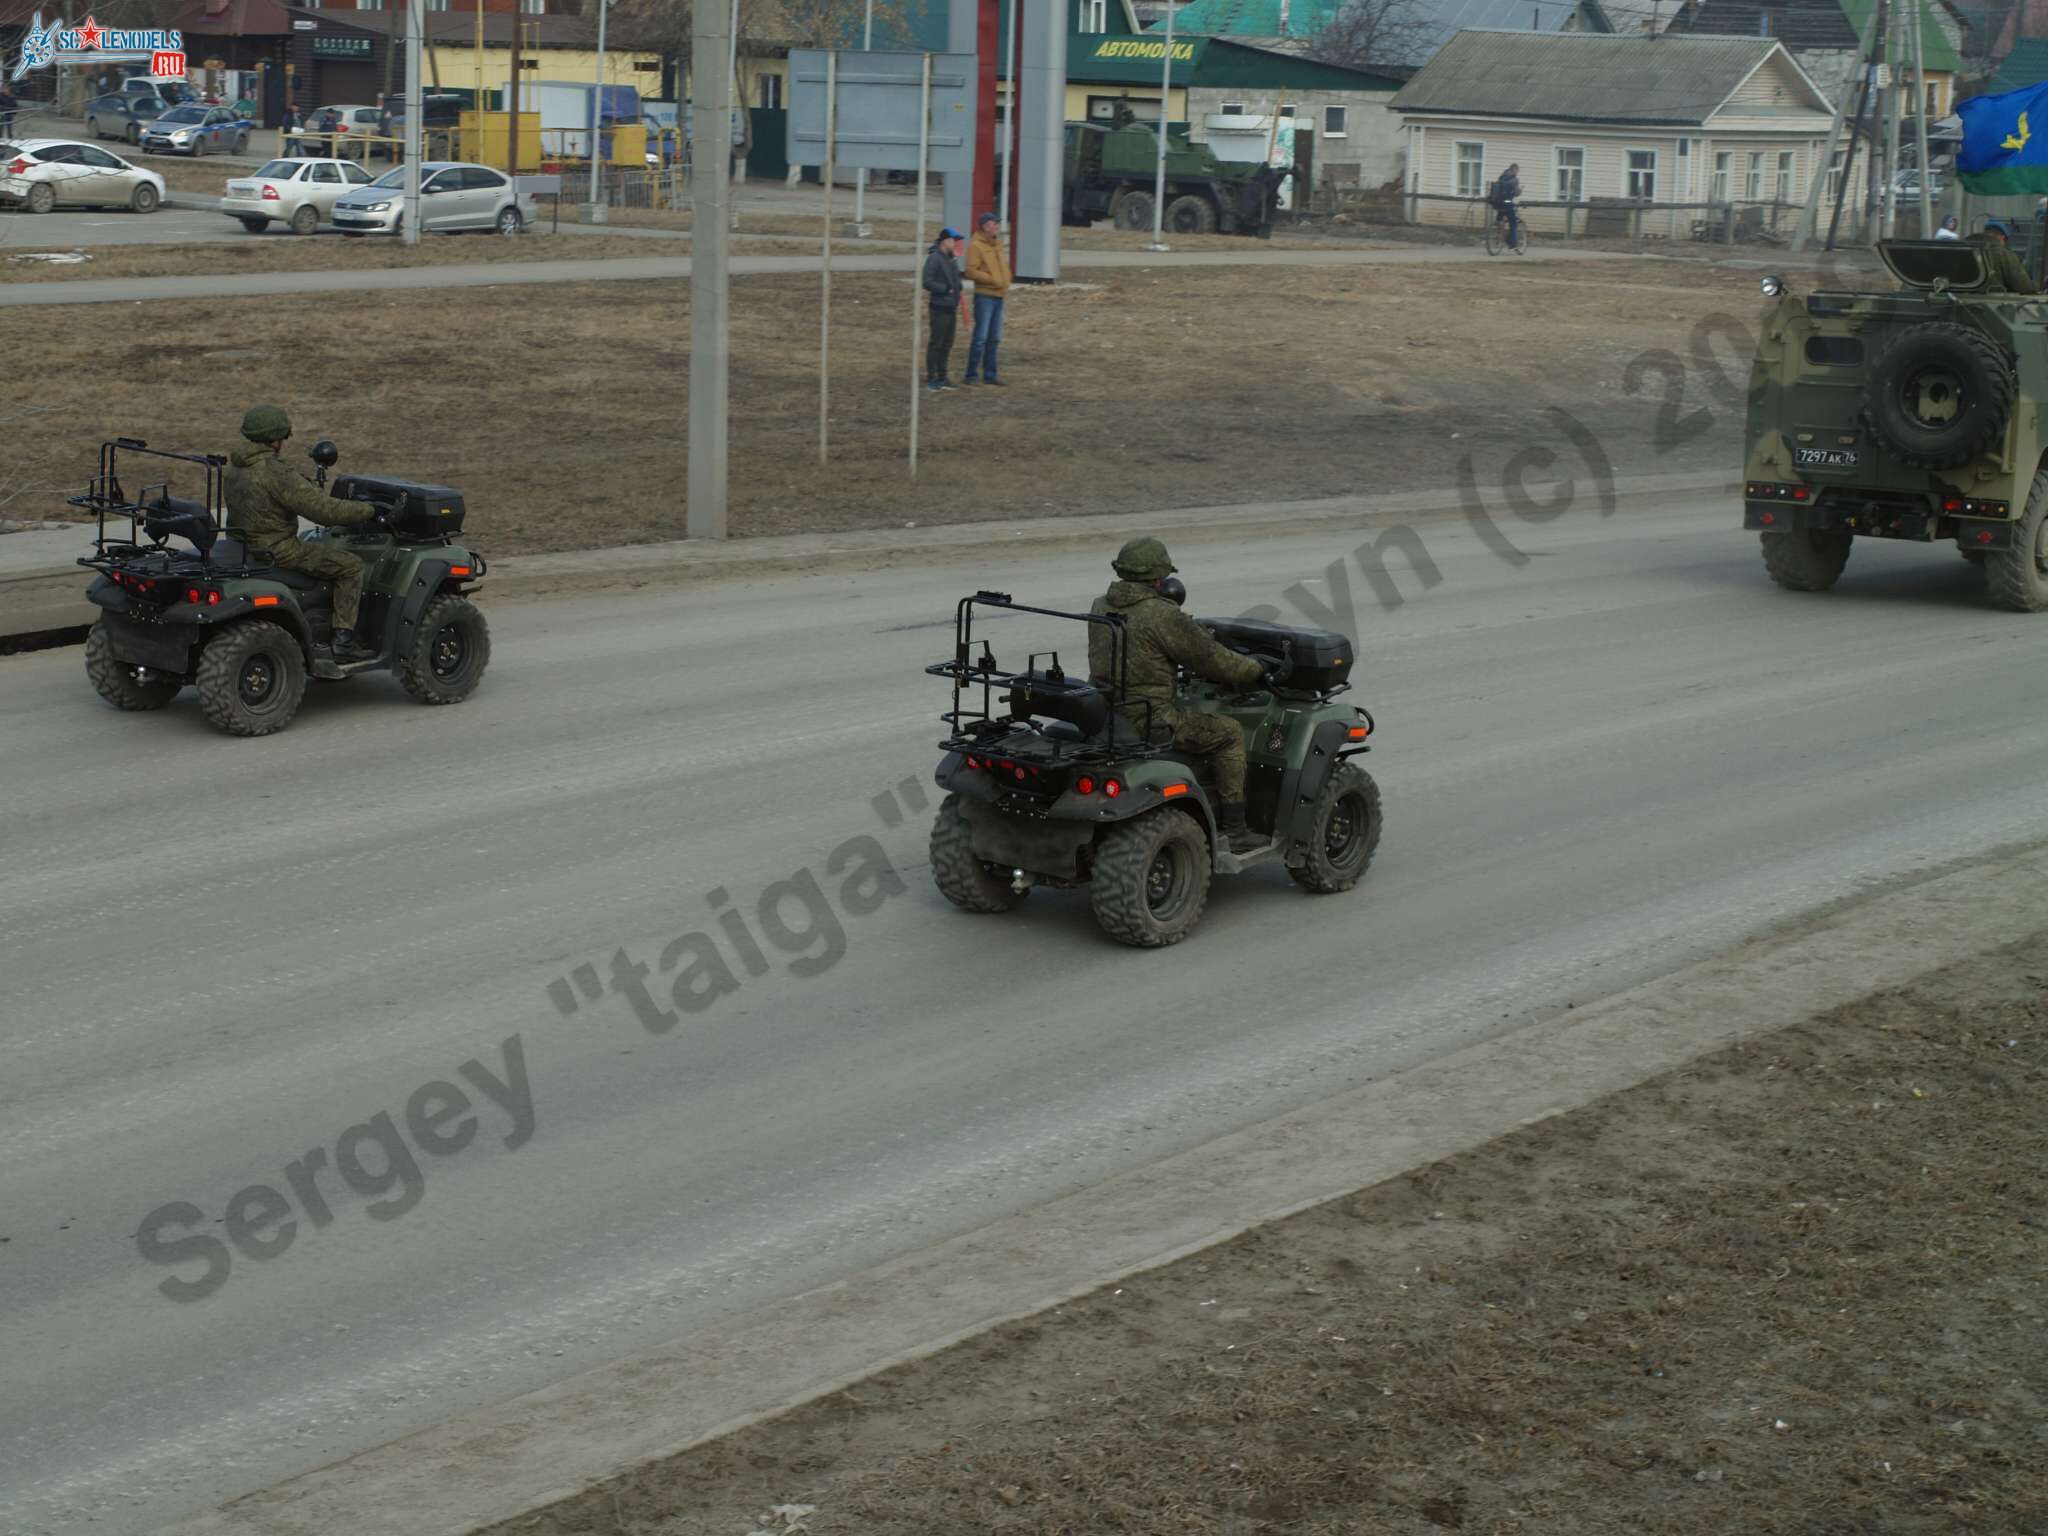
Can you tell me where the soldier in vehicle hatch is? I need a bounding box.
[224,406,379,660]
[1088,537,1281,855]
[1976,220,2038,294]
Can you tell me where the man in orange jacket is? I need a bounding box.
[963,211,1011,386]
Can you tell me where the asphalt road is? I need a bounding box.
[0,203,240,248]
[7,493,2048,1535]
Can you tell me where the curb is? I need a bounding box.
[162,836,2048,1536]
[0,472,1737,647]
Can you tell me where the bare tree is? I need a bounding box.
[1309,0,1432,76]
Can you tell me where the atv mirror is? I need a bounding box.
[1158,576,1187,606]
[309,439,339,468]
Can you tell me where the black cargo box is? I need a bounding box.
[1200,616,1354,692]
[330,474,466,539]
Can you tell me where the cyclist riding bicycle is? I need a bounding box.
[1489,163,1523,252]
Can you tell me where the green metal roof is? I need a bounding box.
[1064,31,1399,89]
[1991,36,2048,93]
[1836,0,1960,74]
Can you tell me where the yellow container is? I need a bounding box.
[609,124,646,167]
[456,110,543,170]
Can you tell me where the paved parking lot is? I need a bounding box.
[0,204,242,248]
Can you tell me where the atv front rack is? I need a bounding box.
[927,590,1164,765]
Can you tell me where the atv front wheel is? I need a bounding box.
[1289,763,1382,895]
[1090,808,1211,948]
[1760,525,1852,592]
[85,620,180,711]
[930,795,1029,913]
[397,594,491,703]
[196,620,307,736]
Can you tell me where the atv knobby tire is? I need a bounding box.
[930,795,1029,913]
[1987,461,2048,612]
[1289,763,1383,894]
[1761,524,1853,592]
[1862,321,2015,469]
[85,620,180,711]
[196,620,307,736]
[1090,808,1211,948]
[397,594,491,704]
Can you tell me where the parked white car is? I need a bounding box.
[221,158,376,235]
[0,138,165,213]
[331,162,535,236]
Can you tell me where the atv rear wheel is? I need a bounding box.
[1987,462,2048,612]
[1288,763,1382,895]
[1760,525,1852,592]
[85,620,180,711]
[196,620,306,736]
[930,795,1029,913]
[397,594,491,703]
[1090,808,1211,948]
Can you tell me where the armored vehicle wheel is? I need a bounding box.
[85,620,179,711]
[1113,190,1155,232]
[397,594,491,704]
[1760,525,1852,592]
[196,620,306,736]
[1863,322,2015,469]
[1289,764,1382,895]
[1164,194,1217,235]
[1090,808,1211,948]
[1987,464,2048,613]
[930,795,1029,913]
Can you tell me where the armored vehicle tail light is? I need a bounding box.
[1941,496,2010,516]
[1745,482,1812,501]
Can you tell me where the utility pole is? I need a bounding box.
[688,0,732,539]
[849,0,875,236]
[587,0,608,223]
[403,0,423,246]
[1147,0,1176,250]
[1909,0,1933,234]
[1792,0,1881,250]
[507,15,521,177]
[1827,29,1879,250]
[1882,0,1904,240]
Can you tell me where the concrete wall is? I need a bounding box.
[1185,86,1401,187]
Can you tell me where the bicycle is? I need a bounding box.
[1485,202,1530,256]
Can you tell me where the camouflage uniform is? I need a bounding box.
[1978,236,2038,295]
[223,407,374,630]
[1087,537,1265,802]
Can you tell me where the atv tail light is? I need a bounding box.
[261,184,280,200]
[252,595,279,607]
[1104,778,1123,798]
[1014,767,1027,781]
[1076,775,1096,795]
[1161,782,1189,798]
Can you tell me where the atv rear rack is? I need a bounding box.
[927,591,1165,765]
[69,437,268,578]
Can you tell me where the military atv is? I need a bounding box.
[74,436,490,737]
[1745,242,2048,610]
[926,590,1381,947]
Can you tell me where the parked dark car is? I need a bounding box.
[85,92,168,145]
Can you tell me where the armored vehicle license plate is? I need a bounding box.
[1793,446,1859,469]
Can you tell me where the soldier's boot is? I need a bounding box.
[1216,802,1266,855]
[329,627,375,662]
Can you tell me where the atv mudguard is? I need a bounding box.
[935,749,1221,879]
[87,574,318,673]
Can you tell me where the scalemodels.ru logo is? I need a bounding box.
[10,13,187,83]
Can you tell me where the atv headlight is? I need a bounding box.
[1761,274,1785,298]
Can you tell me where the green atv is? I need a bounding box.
[926,589,1382,947]
[74,436,490,737]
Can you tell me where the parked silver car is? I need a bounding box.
[84,92,168,145]
[221,157,376,234]
[0,138,165,213]
[139,104,249,158]
[330,162,535,237]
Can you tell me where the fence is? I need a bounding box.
[1319,189,1946,247]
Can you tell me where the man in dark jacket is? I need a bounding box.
[921,227,964,391]
[224,406,379,659]
[1978,220,2038,293]
[1491,162,1522,250]
[1087,537,1274,853]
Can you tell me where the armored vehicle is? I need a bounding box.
[1063,111,1285,238]
[1744,241,2048,610]
[927,590,1381,948]
[74,436,490,737]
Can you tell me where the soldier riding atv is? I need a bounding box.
[1745,239,2048,610]
[74,421,490,737]
[926,549,1382,948]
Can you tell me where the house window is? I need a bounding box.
[1926,82,1941,117]
[1554,145,1584,201]
[1454,140,1485,198]
[1081,0,1107,32]
[1745,150,1764,200]
[1279,102,1296,117]
[521,0,545,13]
[759,73,783,109]
[1324,105,1346,138]
[1827,145,1847,201]
[355,0,383,9]
[1220,101,1246,116]
[1776,149,1794,202]
[1626,148,1657,200]
[427,0,449,9]
[1712,150,1730,202]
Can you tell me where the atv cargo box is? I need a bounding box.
[330,474,467,539]
[1200,617,1354,692]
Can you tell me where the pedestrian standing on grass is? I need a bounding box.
[963,210,1011,386]
[922,226,965,392]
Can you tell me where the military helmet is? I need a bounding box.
[240,405,292,443]
[1113,536,1177,581]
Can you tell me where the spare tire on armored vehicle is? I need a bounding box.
[1861,321,2015,469]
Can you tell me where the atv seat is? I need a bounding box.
[209,536,329,593]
